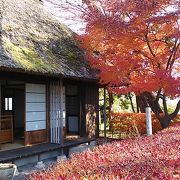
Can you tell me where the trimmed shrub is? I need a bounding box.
[109,113,180,137]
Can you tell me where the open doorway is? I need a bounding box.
[0,81,25,151]
[66,84,80,136]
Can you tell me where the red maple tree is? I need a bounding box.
[50,0,180,128]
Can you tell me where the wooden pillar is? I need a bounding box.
[103,87,107,137]
[146,107,152,135]
[0,82,1,116]
[60,78,64,151]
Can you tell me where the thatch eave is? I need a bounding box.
[0,0,98,81]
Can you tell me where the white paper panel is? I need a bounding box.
[25,83,46,131]
[26,83,45,93]
[26,103,45,112]
[26,112,46,121]
[26,93,45,103]
[26,121,46,131]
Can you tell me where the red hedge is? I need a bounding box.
[110,113,180,135]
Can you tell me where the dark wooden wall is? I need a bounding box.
[25,130,48,145]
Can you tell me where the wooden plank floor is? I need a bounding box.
[0,137,95,163]
[63,137,95,147]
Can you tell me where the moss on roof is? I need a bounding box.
[0,0,97,80]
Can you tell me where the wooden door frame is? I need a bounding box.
[65,83,80,135]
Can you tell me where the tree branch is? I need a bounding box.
[166,39,178,70]
[169,100,180,120]
[128,93,135,113]
[169,41,180,70]
[145,34,155,57]
[155,89,162,103]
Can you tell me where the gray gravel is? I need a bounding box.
[14,159,56,180]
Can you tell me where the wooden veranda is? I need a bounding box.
[0,137,95,163]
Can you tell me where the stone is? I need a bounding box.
[57,155,67,162]
[34,161,45,169]
[68,144,89,156]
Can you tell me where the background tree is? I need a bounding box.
[48,0,180,128]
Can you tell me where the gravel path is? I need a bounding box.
[14,159,56,180]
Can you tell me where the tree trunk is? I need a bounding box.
[159,116,172,128]
[136,96,140,113]
[108,92,113,123]
[128,93,135,113]
[159,100,180,128]
[136,92,162,113]
[137,92,180,129]
[108,92,113,114]
[136,95,146,113]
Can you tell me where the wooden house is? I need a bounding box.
[0,0,99,159]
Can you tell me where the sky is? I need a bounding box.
[43,0,85,34]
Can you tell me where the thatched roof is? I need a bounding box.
[0,0,97,80]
